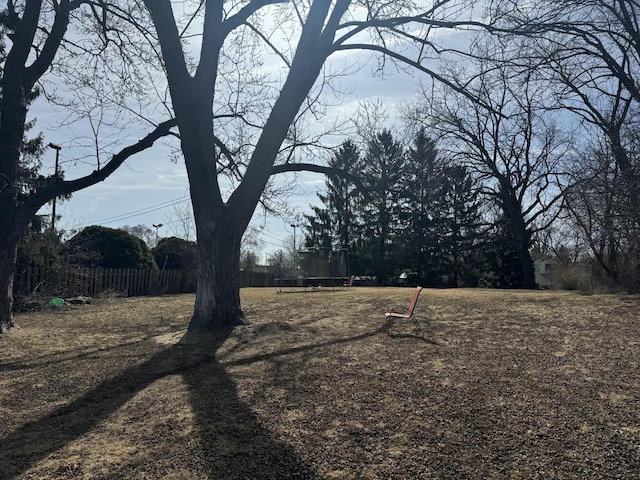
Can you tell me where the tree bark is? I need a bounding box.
[502,193,537,289]
[188,210,246,331]
[517,236,537,289]
[0,240,19,334]
[0,209,31,333]
[609,127,640,229]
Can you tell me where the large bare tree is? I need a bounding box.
[491,0,640,290]
[0,1,175,333]
[493,0,640,215]
[130,0,495,332]
[494,0,640,101]
[564,135,640,290]
[419,60,568,288]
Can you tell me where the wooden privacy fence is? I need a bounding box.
[239,270,276,288]
[14,266,276,298]
[14,266,196,298]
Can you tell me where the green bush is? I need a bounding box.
[152,237,197,270]
[62,226,156,269]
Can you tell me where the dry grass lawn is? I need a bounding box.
[1,287,639,479]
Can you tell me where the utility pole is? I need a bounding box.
[48,143,62,233]
[152,223,163,247]
[290,221,302,269]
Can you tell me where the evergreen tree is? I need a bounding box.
[328,141,361,250]
[358,130,408,281]
[305,130,484,285]
[434,165,484,286]
[304,140,362,256]
[404,128,484,286]
[304,205,333,250]
[153,237,197,270]
[62,226,156,269]
[404,127,441,281]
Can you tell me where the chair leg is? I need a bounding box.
[411,314,425,337]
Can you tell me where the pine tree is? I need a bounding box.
[358,130,408,281]
[304,203,333,250]
[304,140,362,253]
[404,127,441,280]
[434,164,484,286]
[405,128,484,286]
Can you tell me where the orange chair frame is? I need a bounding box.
[385,286,425,336]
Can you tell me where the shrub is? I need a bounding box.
[62,226,156,269]
[153,237,197,270]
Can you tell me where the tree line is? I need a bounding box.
[303,126,541,288]
[303,7,640,292]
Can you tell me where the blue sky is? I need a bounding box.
[33,65,428,255]
[29,6,475,257]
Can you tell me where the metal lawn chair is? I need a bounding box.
[385,286,425,336]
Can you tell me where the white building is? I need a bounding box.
[534,258,557,289]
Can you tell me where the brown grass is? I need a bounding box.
[1,287,639,479]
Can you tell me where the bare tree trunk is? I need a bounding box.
[172,91,251,331]
[0,215,23,334]
[609,129,640,229]
[0,251,17,334]
[188,211,246,331]
[518,238,537,289]
[502,193,537,289]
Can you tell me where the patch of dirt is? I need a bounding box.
[231,321,319,347]
[1,288,639,479]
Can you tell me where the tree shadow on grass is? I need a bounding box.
[0,328,320,479]
[0,325,188,374]
[180,332,321,479]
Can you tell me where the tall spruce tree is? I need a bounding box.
[304,140,362,253]
[404,127,441,281]
[434,164,484,286]
[304,205,333,251]
[329,141,361,251]
[405,128,484,286]
[359,130,408,281]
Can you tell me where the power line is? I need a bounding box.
[87,195,190,225]
[261,239,284,248]
[260,229,287,241]
[161,217,192,226]
[76,195,305,252]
